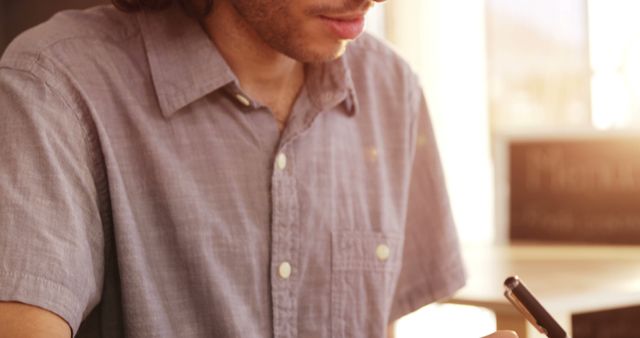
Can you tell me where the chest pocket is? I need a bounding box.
[331,230,404,338]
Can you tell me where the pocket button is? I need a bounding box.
[375,244,390,261]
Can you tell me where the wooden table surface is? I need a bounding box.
[448,244,640,337]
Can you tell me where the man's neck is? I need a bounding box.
[202,1,305,129]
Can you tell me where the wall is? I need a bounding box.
[0,1,7,52]
[1,0,107,52]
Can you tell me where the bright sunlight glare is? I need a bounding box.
[589,0,640,129]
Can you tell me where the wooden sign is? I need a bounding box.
[572,305,640,338]
[506,135,640,244]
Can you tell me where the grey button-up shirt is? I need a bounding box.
[0,4,465,338]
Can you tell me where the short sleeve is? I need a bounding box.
[0,66,105,333]
[389,84,466,321]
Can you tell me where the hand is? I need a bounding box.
[482,330,518,338]
[0,302,71,338]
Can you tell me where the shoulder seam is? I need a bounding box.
[2,28,141,74]
[0,64,110,230]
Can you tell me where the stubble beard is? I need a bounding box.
[230,0,348,63]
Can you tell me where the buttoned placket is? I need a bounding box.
[270,145,300,338]
[261,71,351,338]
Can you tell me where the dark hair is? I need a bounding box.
[111,0,214,18]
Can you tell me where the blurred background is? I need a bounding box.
[3,0,640,337]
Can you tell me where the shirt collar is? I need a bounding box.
[306,53,359,117]
[137,5,236,118]
[137,5,359,118]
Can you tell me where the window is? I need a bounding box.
[380,0,640,336]
[589,0,640,128]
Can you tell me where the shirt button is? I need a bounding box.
[276,153,287,170]
[278,261,292,279]
[235,93,251,107]
[376,244,390,261]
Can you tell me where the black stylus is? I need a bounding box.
[503,275,567,338]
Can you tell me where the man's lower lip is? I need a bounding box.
[320,16,365,40]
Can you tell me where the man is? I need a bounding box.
[0,0,516,337]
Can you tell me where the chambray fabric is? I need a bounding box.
[0,4,465,338]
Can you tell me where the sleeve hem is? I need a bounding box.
[0,270,85,335]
